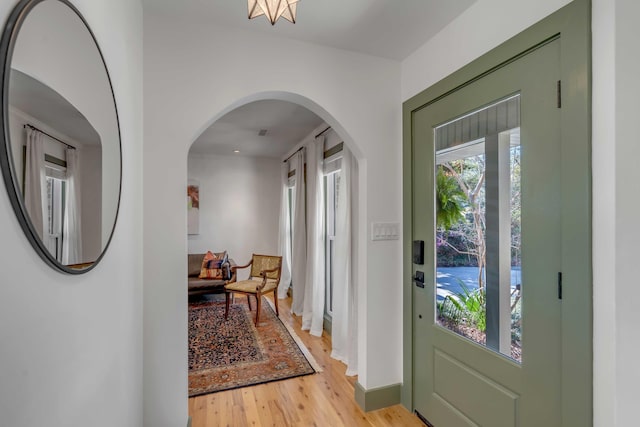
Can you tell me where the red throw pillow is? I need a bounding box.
[198,251,224,279]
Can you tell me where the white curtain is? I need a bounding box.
[277,160,292,299]
[290,149,307,315]
[62,148,82,265]
[24,128,46,239]
[331,145,358,376]
[302,136,325,336]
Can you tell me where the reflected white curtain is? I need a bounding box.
[290,149,307,315]
[24,128,46,239]
[277,160,292,299]
[62,148,81,264]
[331,145,358,376]
[302,136,325,336]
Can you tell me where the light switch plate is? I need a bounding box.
[371,222,400,241]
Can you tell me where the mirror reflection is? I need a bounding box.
[1,0,121,272]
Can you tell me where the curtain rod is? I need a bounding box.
[282,146,304,163]
[24,124,76,150]
[315,126,331,138]
[283,126,332,163]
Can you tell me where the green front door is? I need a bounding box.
[412,38,565,427]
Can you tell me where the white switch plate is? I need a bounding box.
[371,222,400,241]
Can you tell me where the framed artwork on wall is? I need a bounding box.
[187,180,199,235]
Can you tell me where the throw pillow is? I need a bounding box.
[219,251,231,280]
[213,251,227,260]
[198,251,224,280]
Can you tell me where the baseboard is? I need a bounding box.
[354,381,402,412]
[187,416,192,427]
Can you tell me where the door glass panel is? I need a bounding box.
[435,95,522,362]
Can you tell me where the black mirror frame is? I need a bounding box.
[0,0,122,274]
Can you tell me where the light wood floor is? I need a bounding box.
[188,294,423,427]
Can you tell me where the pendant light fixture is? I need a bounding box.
[248,0,299,25]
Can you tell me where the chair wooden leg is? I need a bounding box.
[273,290,279,316]
[255,293,262,326]
[225,291,230,320]
[247,294,252,311]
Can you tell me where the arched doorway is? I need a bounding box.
[184,92,364,416]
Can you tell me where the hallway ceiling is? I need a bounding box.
[10,69,101,147]
[158,1,477,158]
[142,0,476,60]
[189,100,324,158]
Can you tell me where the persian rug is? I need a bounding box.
[188,298,316,397]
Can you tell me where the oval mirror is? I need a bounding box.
[0,0,121,273]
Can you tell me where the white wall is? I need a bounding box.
[0,0,143,426]
[324,128,343,154]
[187,153,281,277]
[593,0,640,425]
[401,0,573,101]
[143,12,401,426]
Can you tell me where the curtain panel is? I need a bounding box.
[331,145,358,376]
[290,149,307,315]
[277,160,293,298]
[62,148,81,264]
[302,136,325,336]
[24,127,46,239]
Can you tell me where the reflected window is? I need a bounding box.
[45,174,65,262]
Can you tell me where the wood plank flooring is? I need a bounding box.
[188,294,423,427]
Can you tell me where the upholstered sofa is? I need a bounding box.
[187,253,236,296]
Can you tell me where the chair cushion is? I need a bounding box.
[198,251,226,279]
[225,279,278,294]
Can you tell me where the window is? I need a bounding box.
[44,169,66,262]
[324,155,341,318]
[287,183,294,248]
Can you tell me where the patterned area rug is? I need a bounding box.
[188,298,315,397]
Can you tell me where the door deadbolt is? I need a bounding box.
[414,270,425,288]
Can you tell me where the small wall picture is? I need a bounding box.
[187,180,199,235]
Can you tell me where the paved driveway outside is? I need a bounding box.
[436,266,522,301]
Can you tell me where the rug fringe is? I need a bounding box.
[265,298,324,373]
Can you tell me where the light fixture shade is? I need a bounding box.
[248,0,299,25]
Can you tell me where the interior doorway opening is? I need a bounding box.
[184,93,362,408]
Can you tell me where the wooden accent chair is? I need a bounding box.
[224,254,282,326]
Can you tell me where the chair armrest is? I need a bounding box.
[228,260,251,284]
[257,266,280,291]
[231,261,252,271]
